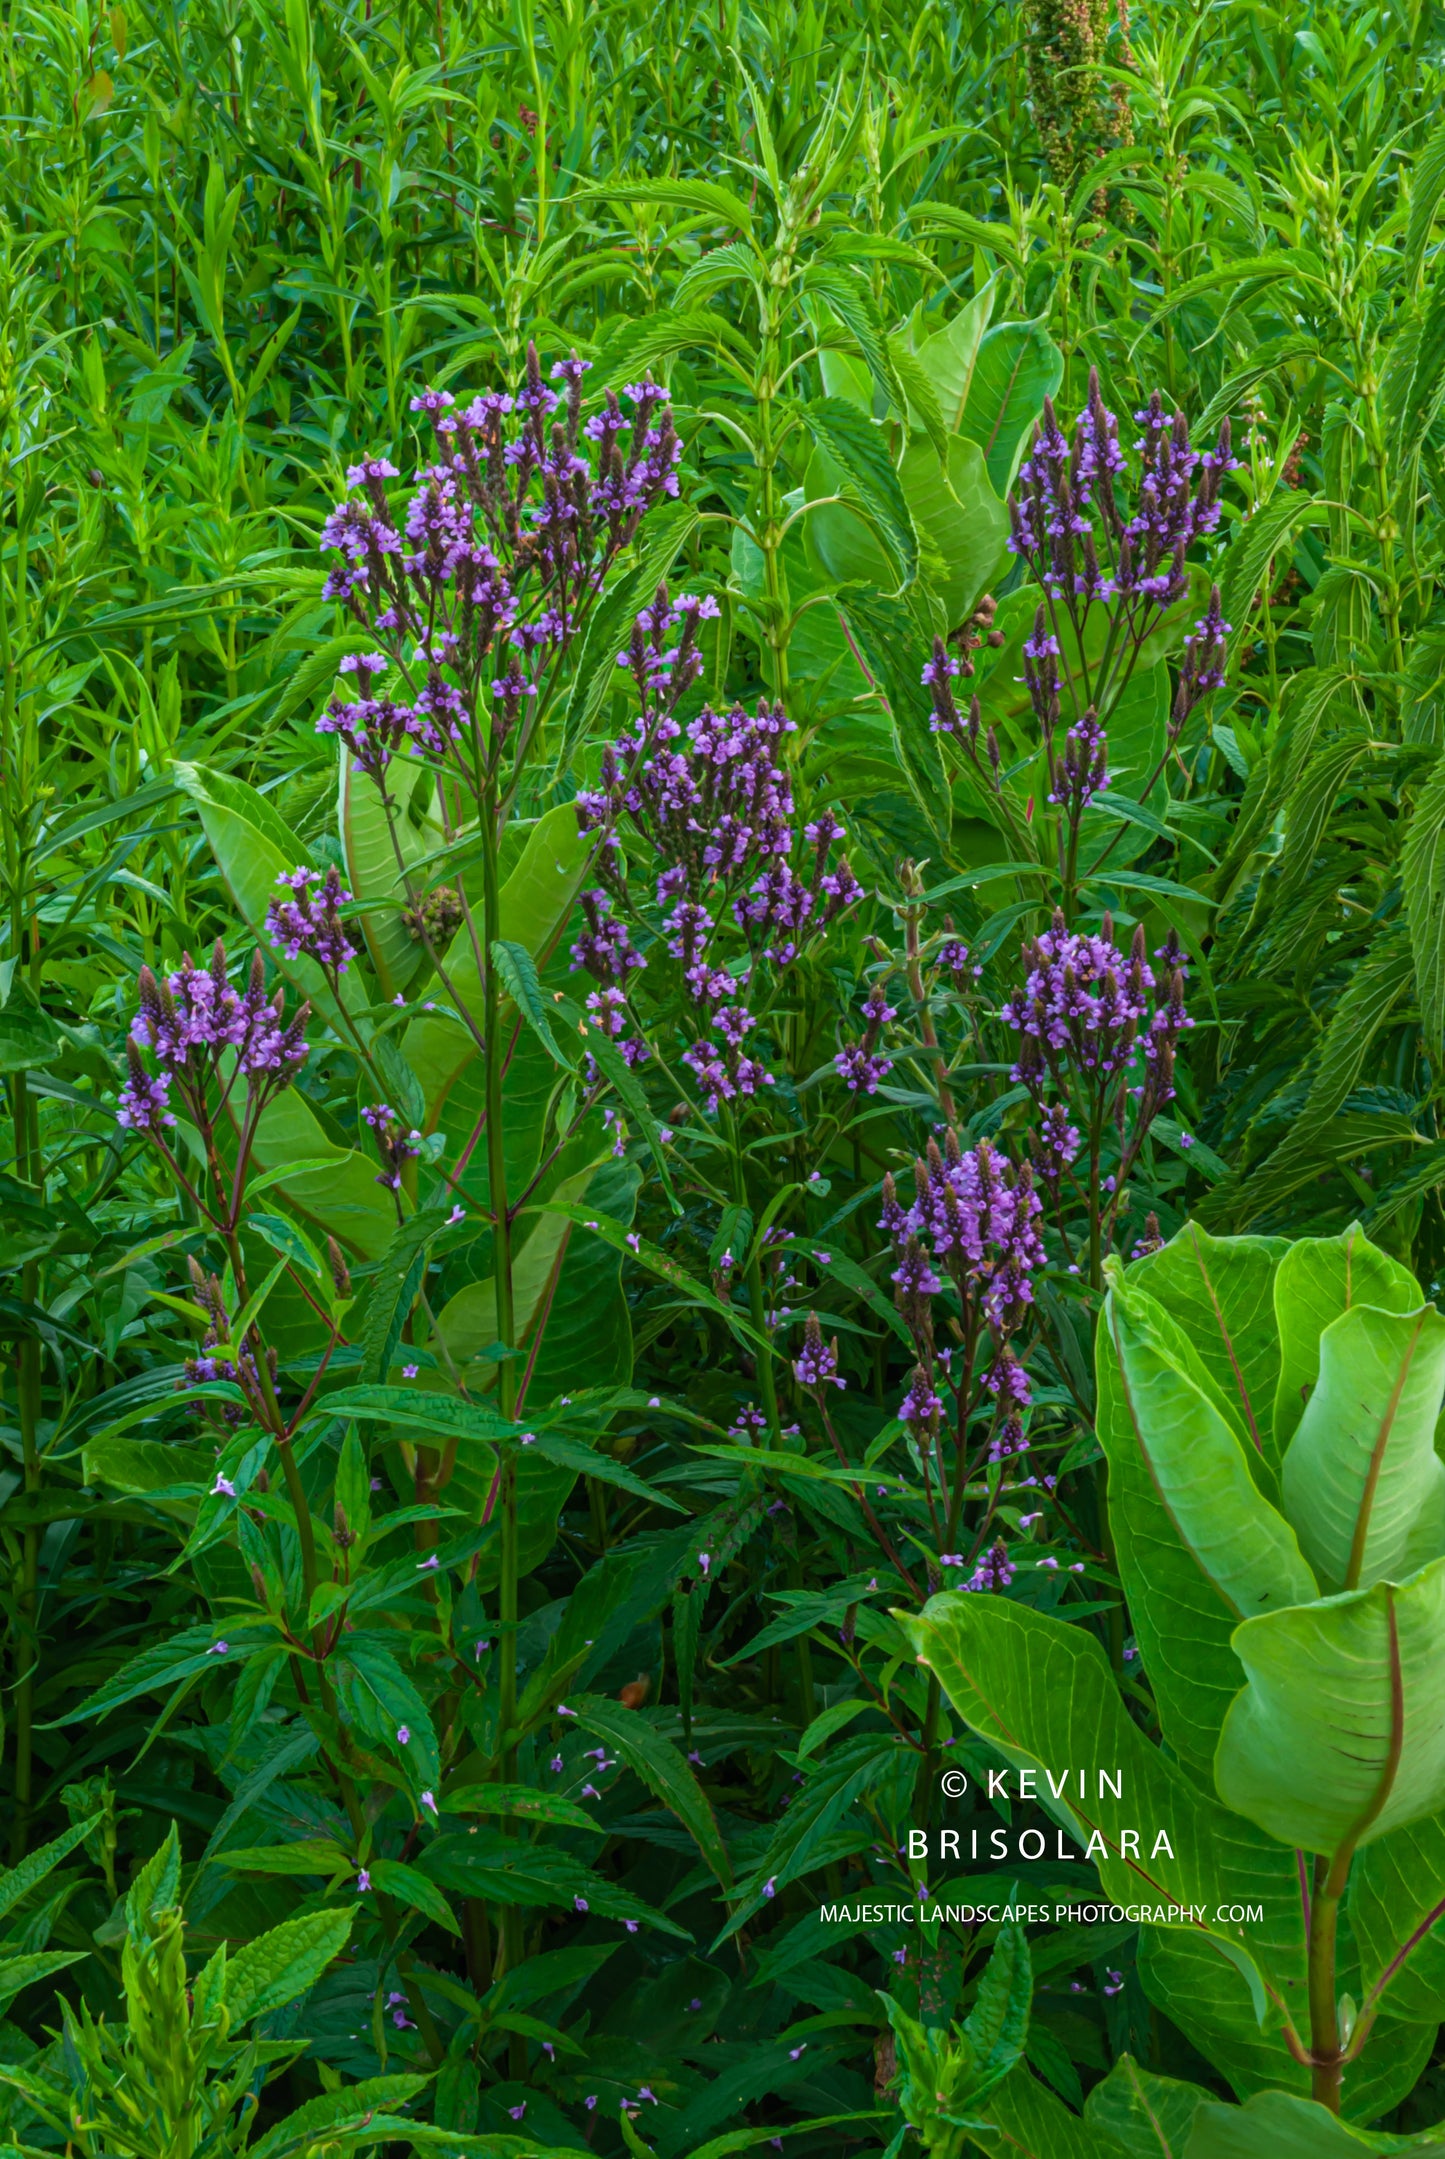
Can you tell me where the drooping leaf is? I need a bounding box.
[1271,1224,1423,1457]
[1279,1302,1445,1594]
[1216,1556,1445,1852]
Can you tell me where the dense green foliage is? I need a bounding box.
[6,0,1445,2152]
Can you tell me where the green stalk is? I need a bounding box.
[478,788,526,2026]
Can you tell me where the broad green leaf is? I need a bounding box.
[1127,1226,1289,1468]
[224,1906,354,2023]
[801,396,918,586]
[976,2061,1113,2155]
[173,761,358,1039]
[1095,1311,1275,1781]
[898,1596,1304,2028]
[1103,1270,1317,1619]
[1280,1302,1445,1593]
[1083,2054,1209,2156]
[404,803,592,1131]
[1272,1224,1423,1457]
[1136,1927,1308,2109]
[954,318,1064,495]
[914,288,994,431]
[435,1156,603,1383]
[238,1086,395,1263]
[338,742,441,999]
[1349,1808,1445,2022]
[1216,1556,1445,1852]
[1182,2089,1445,2157]
[897,433,1011,627]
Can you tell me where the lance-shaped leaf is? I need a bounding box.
[1127,1226,1290,1470]
[1215,1556,1445,1853]
[1279,1302,1445,1594]
[897,1596,1304,2028]
[1272,1224,1423,1458]
[1103,1270,1317,1624]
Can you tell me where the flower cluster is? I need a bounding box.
[266,865,357,981]
[182,1259,271,1427]
[362,1102,424,1193]
[835,982,897,1095]
[118,945,309,1137]
[868,1139,1036,1545]
[1002,914,1192,1250]
[1008,372,1233,610]
[577,609,864,1113]
[1001,911,1190,1106]
[794,1311,845,1391]
[316,349,682,789]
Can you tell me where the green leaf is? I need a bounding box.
[492,939,573,1068]
[1272,1224,1424,1459]
[1406,115,1445,283]
[440,1781,598,1831]
[965,1914,1033,2100]
[1128,1225,1290,1468]
[1403,746,1445,1065]
[578,175,756,232]
[1083,2053,1209,2156]
[552,501,698,778]
[368,1857,461,1934]
[0,1006,62,1075]
[224,1906,354,2023]
[338,743,439,1000]
[897,433,1011,627]
[247,2077,432,2159]
[1349,1808,1445,2022]
[1103,1267,1318,1619]
[1202,931,1413,1231]
[913,288,994,431]
[976,2062,1113,2154]
[1217,1555,1445,1852]
[530,1200,765,1350]
[801,397,917,587]
[0,1951,87,2011]
[404,803,592,1132]
[1217,491,1329,652]
[574,1697,732,1889]
[1183,2088,1445,2157]
[357,1206,451,1384]
[1279,1302,1445,1595]
[0,1815,104,1921]
[954,318,1064,495]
